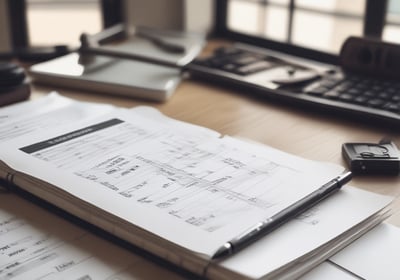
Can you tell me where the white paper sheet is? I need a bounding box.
[0,92,115,142]
[330,222,400,280]
[215,186,392,279]
[0,193,184,280]
[0,108,345,256]
[300,262,359,280]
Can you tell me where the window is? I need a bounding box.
[7,0,123,50]
[384,0,400,43]
[217,0,392,64]
[26,0,103,47]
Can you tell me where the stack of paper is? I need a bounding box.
[0,93,394,279]
[302,222,400,279]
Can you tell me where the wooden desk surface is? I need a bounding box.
[31,56,400,226]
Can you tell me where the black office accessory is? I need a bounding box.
[339,36,400,80]
[212,171,352,259]
[0,62,30,106]
[187,37,400,127]
[15,45,70,62]
[0,62,25,86]
[342,140,400,175]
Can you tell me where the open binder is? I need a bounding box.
[0,93,393,279]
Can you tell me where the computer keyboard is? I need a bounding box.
[186,43,400,126]
[304,73,400,111]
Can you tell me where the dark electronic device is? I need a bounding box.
[187,37,400,127]
[342,140,400,175]
[0,62,31,106]
[16,45,70,62]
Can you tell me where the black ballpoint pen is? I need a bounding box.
[212,171,352,260]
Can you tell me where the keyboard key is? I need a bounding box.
[391,95,400,102]
[363,90,376,97]
[347,88,363,95]
[319,80,339,88]
[367,98,386,108]
[337,81,355,88]
[353,96,369,105]
[385,87,397,95]
[384,102,400,112]
[305,86,329,96]
[323,90,341,99]
[372,85,384,91]
[338,93,355,102]
[222,64,237,72]
[378,92,391,99]
[355,82,369,89]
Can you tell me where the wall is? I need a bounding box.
[0,0,11,53]
[124,0,214,34]
[184,0,214,33]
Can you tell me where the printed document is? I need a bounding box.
[0,194,184,280]
[0,108,344,256]
[0,94,393,279]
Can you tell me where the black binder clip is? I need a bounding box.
[342,139,400,175]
